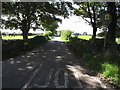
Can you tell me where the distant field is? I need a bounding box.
[72,35,120,44]
[78,35,104,40]
[2,35,37,40]
[72,35,103,40]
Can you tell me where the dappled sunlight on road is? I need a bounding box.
[2,39,112,89]
[66,65,107,88]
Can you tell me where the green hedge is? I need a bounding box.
[60,30,72,40]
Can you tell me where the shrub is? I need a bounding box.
[97,32,105,37]
[57,31,61,36]
[101,63,119,83]
[61,30,72,40]
[44,31,52,37]
[82,52,120,85]
[82,53,103,71]
[74,33,79,38]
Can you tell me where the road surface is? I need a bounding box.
[2,37,111,89]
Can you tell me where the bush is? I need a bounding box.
[60,30,72,40]
[97,32,105,37]
[82,53,103,71]
[102,63,119,83]
[44,31,52,37]
[74,33,79,38]
[82,52,120,85]
[57,31,61,36]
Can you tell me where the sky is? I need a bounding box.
[56,15,101,34]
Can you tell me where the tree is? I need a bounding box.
[2,2,72,41]
[74,2,107,39]
[83,32,87,35]
[106,2,117,44]
[43,21,59,36]
[97,32,105,37]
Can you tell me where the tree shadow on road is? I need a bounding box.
[2,40,114,89]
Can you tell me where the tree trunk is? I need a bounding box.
[92,3,97,39]
[21,19,30,41]
[92,25,97,39]
[22,30,28,41]
[106,2,117,44]
[87,2,97,39]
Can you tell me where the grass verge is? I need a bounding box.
[68,37,120,88]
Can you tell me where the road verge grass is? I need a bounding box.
[68,37,120,88]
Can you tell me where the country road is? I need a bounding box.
[2,37,112,89]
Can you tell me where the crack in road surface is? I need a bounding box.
[2,37,112,89]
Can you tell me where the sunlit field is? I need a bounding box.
[72,35,120,44]
[2,35,37,40]
[78,35,104,40]
[71,35,103,40]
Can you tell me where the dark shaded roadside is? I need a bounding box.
[2,36,48,60]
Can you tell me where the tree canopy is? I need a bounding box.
[74,2,107,39]
[2,2,73,41]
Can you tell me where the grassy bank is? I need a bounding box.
[68,37,120,88]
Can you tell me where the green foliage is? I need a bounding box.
[82,52,120,85]
[116,38,120,44]
[44,31,53,40]
[57,31,61,36]
[83,53,103,71]
[68,37,120,86]
[43,21,59,34]
[83,32,87,35]
[2,2,72,40]
[74,2,107,29]
[74,33,79,38]
[60,30,72,40]
[44,31,52,37]
[97,32,105,37]
[102,63,119,82]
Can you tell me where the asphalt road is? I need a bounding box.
[2,37,112,89]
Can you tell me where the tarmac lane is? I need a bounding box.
[2,37,112,89]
